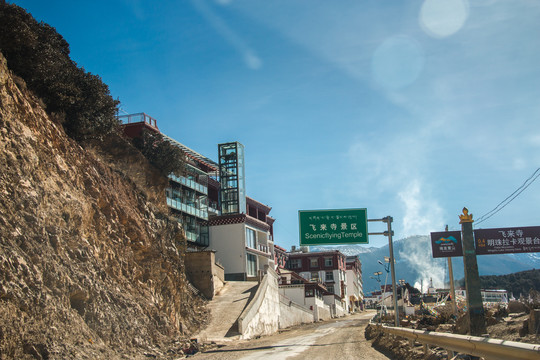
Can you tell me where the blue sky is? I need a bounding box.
[13,0,540,249]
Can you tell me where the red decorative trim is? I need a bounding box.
[206,213,271,232]
[206,214,246,226]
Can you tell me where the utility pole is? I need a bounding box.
[385,216,399,327]
[459,208,486,336]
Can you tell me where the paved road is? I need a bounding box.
[192,311,392,360]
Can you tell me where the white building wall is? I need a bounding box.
[279,286,305,306]
[305,296,325,309]
[209,223,246,275]
[279,295,313,329]
[345,269,362,311]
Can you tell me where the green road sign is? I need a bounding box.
[299,208,368,245]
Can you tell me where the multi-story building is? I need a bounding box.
[207,195,275,281]
[120,114,278,279]
[286,250,347,308]
[164,135,221,247]
[455,288,509,303]
[119,113,220,248]
[345,255,363,311]
[204,142,276,280]
[277,268,331,320]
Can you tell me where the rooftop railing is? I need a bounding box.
[117,112,158,129]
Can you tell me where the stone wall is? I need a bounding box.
[278,294,313,329]
[184,250,224,299]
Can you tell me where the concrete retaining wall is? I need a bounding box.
[334,302,346,317]
[214,263,225,294]
[237,268,280,339]
[278,294,313,329]
[313,304,332,321]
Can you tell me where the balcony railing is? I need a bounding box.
[167,198,208,220]
[169,174,208,195]
[208,202,220,215]
[245,243,272,258]
[258,244,270,254]
[184,230,209,246]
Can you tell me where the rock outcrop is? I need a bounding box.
[0,53,207,359]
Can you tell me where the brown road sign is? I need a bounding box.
[475,226,540,255]
[430,231,463,258]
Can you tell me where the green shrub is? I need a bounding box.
[0,3,185,177]
[0,3,119,140]
[132,129,185,177]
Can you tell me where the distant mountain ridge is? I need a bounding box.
[312,235,540,295]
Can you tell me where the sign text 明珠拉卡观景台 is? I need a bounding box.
[474,226,540,255]
[299,209,368,245]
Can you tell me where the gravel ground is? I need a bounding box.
[191,311,392,360]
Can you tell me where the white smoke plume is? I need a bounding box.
[397,180,448,291]
[398,236,447,291]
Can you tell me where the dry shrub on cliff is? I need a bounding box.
[0,3,119,141]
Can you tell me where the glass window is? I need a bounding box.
[246,228,256,249]
[289,258,301,269]
[325,257,333,267]
[305,289,314,297]
[310,258,319,268]
[246,254,257,277]
[327,285,334,294]
[311,272,319,281]
[325,271,334,281]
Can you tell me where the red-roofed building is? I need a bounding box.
[286,250,348,311]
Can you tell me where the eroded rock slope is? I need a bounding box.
[0,53,206,359]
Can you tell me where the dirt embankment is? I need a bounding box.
[365,301,540,360]
[0,53,207,359]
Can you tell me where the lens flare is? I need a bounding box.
[371,35,425,90]
[420,0,469,38]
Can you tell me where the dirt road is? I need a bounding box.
[191,311,392,359]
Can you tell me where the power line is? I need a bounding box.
[476,167,540,225]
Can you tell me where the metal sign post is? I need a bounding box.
[298,209,399,326]
[369,216,399,327]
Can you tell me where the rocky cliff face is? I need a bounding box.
[0,53,207,359]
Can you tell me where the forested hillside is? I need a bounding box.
[478,269,539,297]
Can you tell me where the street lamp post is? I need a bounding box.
[371,271,383,320]
[378,258,390,311]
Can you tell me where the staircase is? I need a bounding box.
[195,281,258,343]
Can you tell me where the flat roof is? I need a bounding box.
[162,134,219,171]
